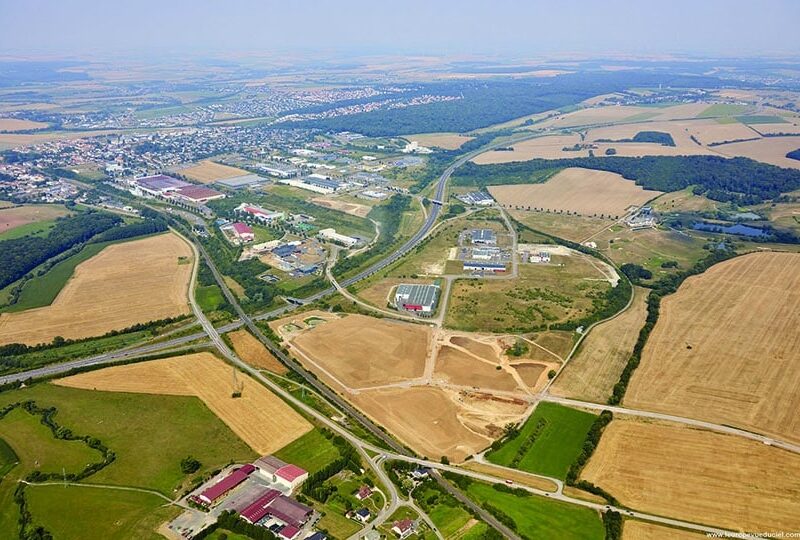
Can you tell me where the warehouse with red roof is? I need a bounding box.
[198,464,256,505]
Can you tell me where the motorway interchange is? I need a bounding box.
[3,134,787,540]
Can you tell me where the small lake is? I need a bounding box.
[693,222,768,238]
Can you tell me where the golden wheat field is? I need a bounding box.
[0,118,48,131]
[581,419,800,532]
[625,252,800,444]
[178,160,250,183]
[0,233,193,345]
[55,352,312,454]
[407,132,474,150]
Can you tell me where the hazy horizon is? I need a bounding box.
[2,0,800,60]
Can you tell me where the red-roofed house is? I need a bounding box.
[275,464,308,490]
[355,485,373,501]
[198,464,256,505]
[392,518,415,539]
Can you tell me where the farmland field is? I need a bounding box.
[471,134,583,163]
[625,252,800,444]
[465,481,604,540]
[623,521,705,540]
[274,428,341,474]
[0,204,70,236]
[407,132,474,149]
[490,168,660,217]
[178,160,250,183]
[290,314,431,389]
[0,232,193,345]
[711,135,800,169]
[0,118,48,131]
[581,419,800,531]
[55,352,312,454]
[485,402,597,479]
[551,286,649,403]
[511,210,614,243]
[228,328,287,373]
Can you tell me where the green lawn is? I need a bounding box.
[25,484,179,540]
[466,482,604,540]
[252,224,284,244]
[196,284,225,311]
[0,219,60,241]
[274,428,341,474]
[0,384,256,495]
[429,503,472,537]
[485,402,597,480]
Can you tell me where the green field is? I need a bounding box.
[697,103,750,118]
[274,428,341,474]
[196,284,225,311]
[0,437,18,480]
[485,403,597,480]
[25,484,178,540]
[466,481,604,540]
[736,115,787,124]
[0,219,61,240]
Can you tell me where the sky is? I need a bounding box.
[2,0,799,60]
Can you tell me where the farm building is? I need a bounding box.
[275,464,308,490]
[254,455,288,480]
[240,489,282,524]
[392,519,416,539]
[464,261,506,273]
[171,185,226,203]
[235,203,285,223]
[394,284,440,316]
[456,191,494,206]
[130,174,190,197]
[471,229,497,245]
[279,525,301,540]
[198,464,256,505]
[238,489,312,529]
[318,228,358,248]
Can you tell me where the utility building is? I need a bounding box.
[394,284,440,316]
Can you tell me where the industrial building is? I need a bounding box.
[257,161,300,178]
[471,229,497,245]
[457,191,494,206]
[529,251,551,263]
[318,228,358,248]
[239,488,313,530]
[171,184,226,203]
[220,222,254,244]
[464,261,506,273]
[394,284,440,316]
[130,174,191,197]
[235,202,285,223]
[216,174,268,189]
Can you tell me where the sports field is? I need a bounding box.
[55,352,312,454]
[625,252,800,444]
[489,168,660,217]
[407,132,474,150]
[178,160,250,183]
[581,419,800,531]
[290,314,431,389]
[0,204,70,237]
[485,402,596,480]
[228,328,287,373]
[0,233,193,345]
[551,286,648,403]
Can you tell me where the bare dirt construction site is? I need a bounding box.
[0,118,48,131]
[581,419,800,532]
[0,233,193,345]
[624,252,800,444]
[551,286,649,403]
[274,313,534,462]
[178,160,251,183]
[0,204,70,234]
[55,352,312,455]
[407,132,474,150]
[489,168,660,217]
[228,328,287,374]
[289,314,431,388]
[310,196,372,218]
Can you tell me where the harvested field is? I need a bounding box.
[712,135,800,169]
[449,336,500,362]
[0,118,48,131]
[351,386,525,462]
[471,134,583,163]
[626,252,800,444]
[581,419,800,531]
[291,314,431,389]
[408,133,474,150]
[511,210,614,243]
[530,331,574,360]
[461,461,558,492]
[586,121,711,154]
[0,204,69,234]
[749,121,800,136]
[311,196,371,218]
[684,121,760,145]
[0,233,193,345]
[178,160,250,183]
[623,522,705,540]
[228,328,287,374]
[543,106,652,128]
[490,168,660,218]
[551,286,649,402]
[434,346,521,393]
[55,352,312,455]
[512,363,546,387]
